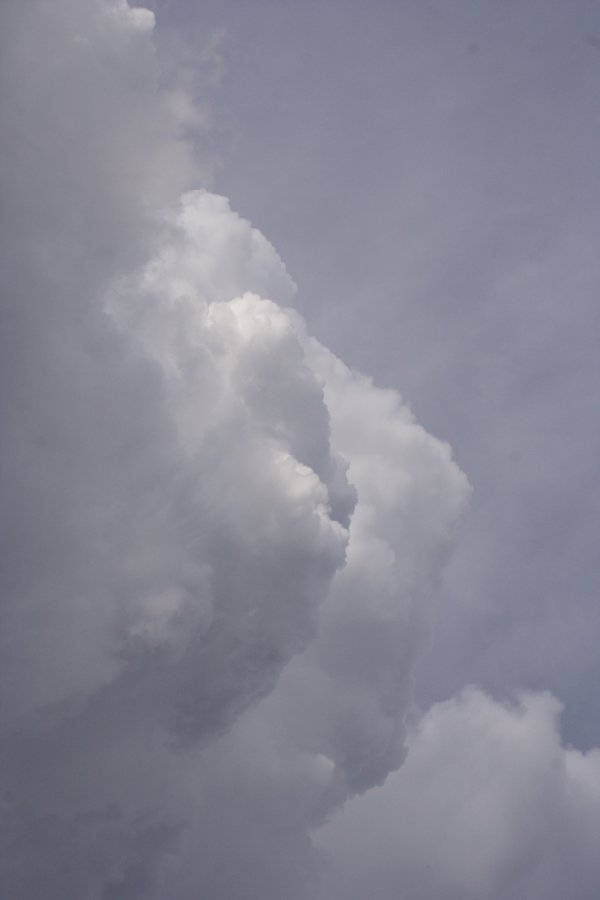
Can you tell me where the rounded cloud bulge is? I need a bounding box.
[316,688,600,900]
[9,3,596,900]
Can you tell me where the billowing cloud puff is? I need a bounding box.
[316,688,600,900]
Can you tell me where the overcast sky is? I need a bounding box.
[1,1,599,898]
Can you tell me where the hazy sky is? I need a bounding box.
[1,1,599,898]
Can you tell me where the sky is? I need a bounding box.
[1,1,599,898]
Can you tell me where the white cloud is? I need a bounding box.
[316,688,600,900]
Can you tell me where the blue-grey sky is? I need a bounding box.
[2,2,599,898]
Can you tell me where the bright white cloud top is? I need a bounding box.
[1,2,599,898]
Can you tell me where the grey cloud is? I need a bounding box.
[1,2,468,896]
[3,2,598,899]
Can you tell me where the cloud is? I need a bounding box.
[316,688,600,900]
[0,0,202,725]
[4,2,597,899]
[0,1,469,896]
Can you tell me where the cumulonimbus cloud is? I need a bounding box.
[2,2,597,899]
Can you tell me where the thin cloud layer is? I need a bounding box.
[1,2,598,899]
